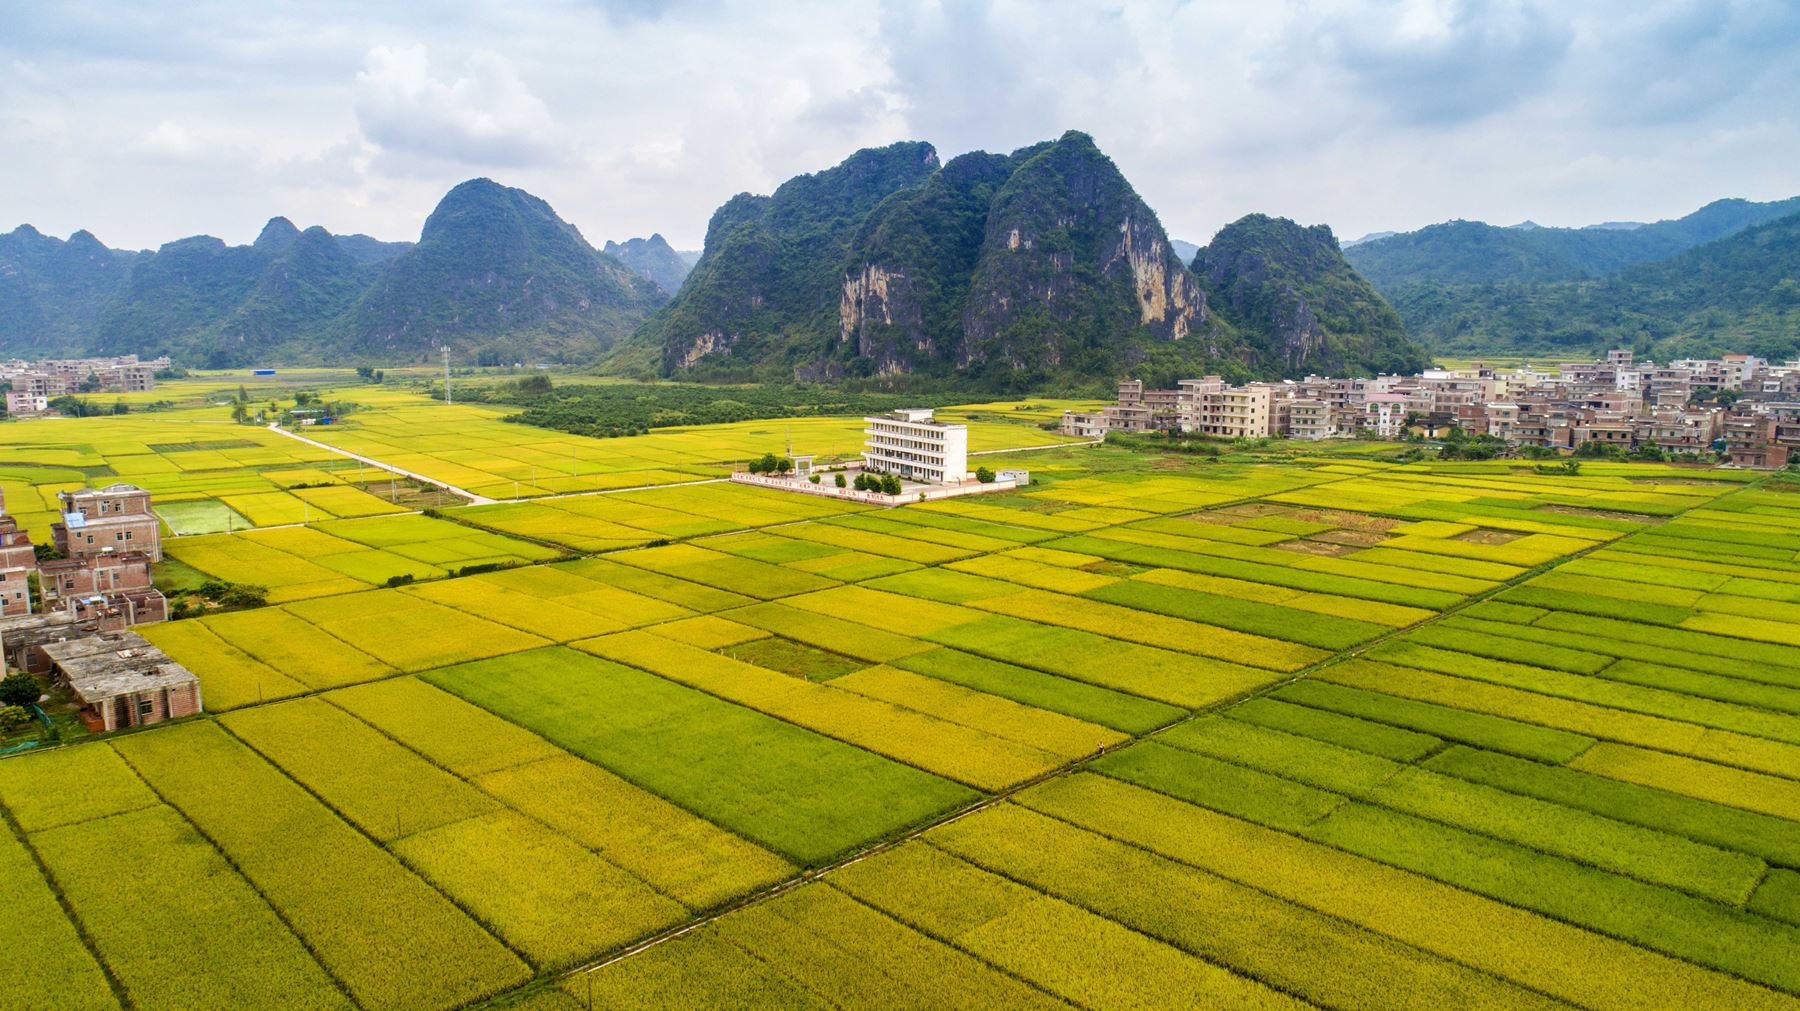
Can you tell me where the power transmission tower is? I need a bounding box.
[442,345,452,406]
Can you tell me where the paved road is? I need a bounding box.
[969,438,1102,455]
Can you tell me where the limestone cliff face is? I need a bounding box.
[675,329,727,369]
[1112,215,1206,343]
[960,132,1225,370]
[839,265,930,369]
[1194,214,1426,377]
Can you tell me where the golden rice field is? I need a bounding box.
[4,395,1800,1010]
[297,394,1079,499]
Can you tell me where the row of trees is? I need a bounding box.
[457,381,970,440]
[745,453,793,474]
[854,471,903,494]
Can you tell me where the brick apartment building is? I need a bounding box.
[0,515,34,618]
[0,483,168,635]
[53,484,163,562]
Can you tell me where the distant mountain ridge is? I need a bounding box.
[1,181,663,366]
[1346,195,1800,290]
[603,234,694,296]
[1345,195,1800,359]
[0,225,142,353]
[1386,209,1800,360]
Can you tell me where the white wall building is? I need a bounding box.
[1362,393,1410,438]
[863,408,969,484]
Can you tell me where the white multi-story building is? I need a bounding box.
[1362,393,1410,438]
[863,408,969,484]
[1287,399,1334,440]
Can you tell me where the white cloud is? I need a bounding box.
[135,120,201,159]
[0,0,1794,253]
[353,44,564,170]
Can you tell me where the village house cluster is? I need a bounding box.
[1063,350,1800,467]
[1,353,166,416]
[0,483,197,732]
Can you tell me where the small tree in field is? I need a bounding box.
[0,706,30,735]
[220,584,270,608]
[975,466,996,483]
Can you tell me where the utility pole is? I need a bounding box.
[442,345,452,406]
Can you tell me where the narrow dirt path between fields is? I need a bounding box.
[265,423,497,505]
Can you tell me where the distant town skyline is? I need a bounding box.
[3,0,1796,252]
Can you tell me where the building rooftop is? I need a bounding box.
[40,632,197,702]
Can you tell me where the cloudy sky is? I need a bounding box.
[3,0,1796,252]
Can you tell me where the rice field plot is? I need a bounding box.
[154,497,252,535]
[162,513,557,602]
[891,646,1186,734]
[424,647,976,864]
[112,722,530,1011]
[555,861,1079,1010]
[317,513,561,567]
[609,542,839,599]
[289,594,553,672]
[325,677,794,910]
[1014,774,1792,1011]
[0,818,115,1011]
[224,698,502,842]
[1045,531,1471,610]
[235,696,690,972]
[0,744,161,833]
[33,806,350,1010]
[449,480,865,552]
[576,631,1068,790]
[779,580,1282,708]
[925,802,1566,1011]
[403,576,638,640]
[827,840,1303,1008]
[959,584,1330,671]
[138,618,310,710]
[202,606,396,690]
